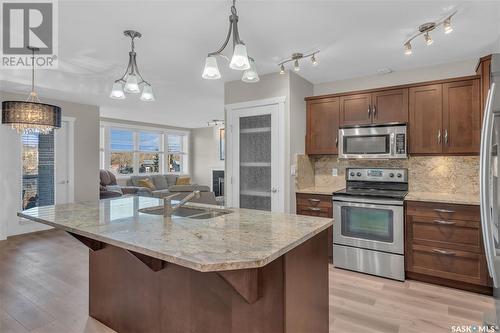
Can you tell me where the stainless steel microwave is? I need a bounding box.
[338,123,407,159]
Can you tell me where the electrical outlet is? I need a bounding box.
[331,168,338,176]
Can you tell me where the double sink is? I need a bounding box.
[138,205,232,220]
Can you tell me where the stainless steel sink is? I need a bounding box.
[138,206,232,219]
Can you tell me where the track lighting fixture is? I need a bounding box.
[278,51,319,74]
[202,0,258,83]
[403,10,456,55]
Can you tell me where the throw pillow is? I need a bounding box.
[176,177,191,185]
[137,178,156,190]
[106,185,123,194]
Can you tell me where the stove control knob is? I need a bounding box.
[389,173,395,178]
[356,172,362,177]
[349,172,355,177]
[397,173,402,178]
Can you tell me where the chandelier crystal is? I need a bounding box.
[110,30,155,101]
[1,47,61,134]
[202,0,257,82]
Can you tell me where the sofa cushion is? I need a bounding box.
[165,174,178,187]
[137,178,156,190]
[151,175,168,190]
[106,185,123,195]
[100,169,117,186]
[176,176,191,185]
[168,184,210,192]
[130,175,151,187]
[151,189,172,198]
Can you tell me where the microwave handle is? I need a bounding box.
[390,133,395,156]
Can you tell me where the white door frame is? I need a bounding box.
[55,116,76,203]
[225,96,286,212]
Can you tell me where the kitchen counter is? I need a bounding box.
[296,185,345,196]
[19,196,332,272]
[405,191,479,206]
[19,196,330,332]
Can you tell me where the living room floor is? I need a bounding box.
[0,230,494,333]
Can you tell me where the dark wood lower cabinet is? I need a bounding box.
[296,193,333,260]
[405,201,492,295]
[76,230,329,333]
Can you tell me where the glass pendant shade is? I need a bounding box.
[2,101,61,134]
[140,85,155,101]
[110,81,125,99]
[202,56,221,79]
[124,74,140,93]
[241,58,259,83]
[229,44,250,70]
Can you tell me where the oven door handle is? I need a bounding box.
[333,195,404,207]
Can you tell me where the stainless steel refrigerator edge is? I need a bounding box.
[480,53,500,327]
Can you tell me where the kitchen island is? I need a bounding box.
[19,196,332,333]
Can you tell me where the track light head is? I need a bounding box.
[444,18,453,34]
[404,42,412,55]
[424,32,433,46]
[279,64,285,75]
[311,54,318,66]
[293,59,300,72]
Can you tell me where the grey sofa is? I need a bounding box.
[126,174,211,199]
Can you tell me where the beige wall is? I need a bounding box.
[314,59,477,96]
[0,91,99,239]
[191,126,225,188]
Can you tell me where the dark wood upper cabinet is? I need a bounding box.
[442,79,481,154]
[476,55,491,124]
[371,88,408,124]
[306,98,340,155]
[409,84,443,154]
[339,93,371,126]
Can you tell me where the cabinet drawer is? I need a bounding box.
[406,201,480,221]
[407,244,488,286]
[296,193,332,209]
[297,205,330,217]
[407,215,481,253]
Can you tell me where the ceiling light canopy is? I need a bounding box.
[278,51,319,74]
[202,0,257,83]
[403,10,456,55]
[110,30,155,101]
[2,47,61,134]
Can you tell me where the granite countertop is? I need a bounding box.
[405,191,479,206]
[296,186,345,196]
[18,196,332,272]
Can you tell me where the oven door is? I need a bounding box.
[333,196,404,254]
[338,125,407,159]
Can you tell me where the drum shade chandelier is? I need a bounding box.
[2,47,61,134]
[202,0,259,83]
[403,11,456,55]
[110,30,155,101]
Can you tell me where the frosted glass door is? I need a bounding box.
[239,114,272,211]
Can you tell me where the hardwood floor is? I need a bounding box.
[0,230,495,333]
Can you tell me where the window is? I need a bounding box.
[22,133,55,210]
[100,123,188,176]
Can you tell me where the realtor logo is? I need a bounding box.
[1,0,58,68]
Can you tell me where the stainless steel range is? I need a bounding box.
[332,167,407,281]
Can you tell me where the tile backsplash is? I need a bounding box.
[296,154,479,195]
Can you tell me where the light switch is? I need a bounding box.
[331,168,338,176]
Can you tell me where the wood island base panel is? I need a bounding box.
[73,230,329,333]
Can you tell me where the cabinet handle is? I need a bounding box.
[437,130,441,144]
[307,207,322,211]
[431,248,456,256]
[308,198,321,203]
[433,208,455,214]
[335,135,338,147]
[373,105,377,117]
[433,219,456,225]
[367,106,371,117]
[444,129,448,145]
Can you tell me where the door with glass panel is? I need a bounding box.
[229,103,283,212]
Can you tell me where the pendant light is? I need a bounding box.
[202,0,257,82]
[110,30,155,101]
[2,47,61,134]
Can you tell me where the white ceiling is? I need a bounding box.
[1,0,499,128]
